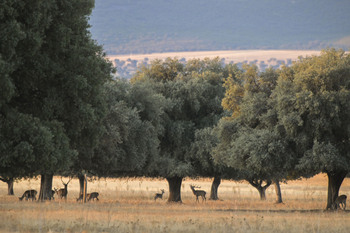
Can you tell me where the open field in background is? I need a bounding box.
[107,50,322,78]
[107,50,321,64]
[0,174,349,233]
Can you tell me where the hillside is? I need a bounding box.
[89,0,350,55]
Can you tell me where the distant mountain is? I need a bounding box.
[89,0,350,55]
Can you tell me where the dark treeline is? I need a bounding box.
[1,1,350,210]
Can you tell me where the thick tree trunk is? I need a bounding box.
[209,176,221,200]
[248,179,271,201]
[273,179,283,203]
[257,187,267,200]
[166,177,182,203]
[326,171,347,210]
[7,178,14,195]
[78,174,85,196]
[1,178,15,195]
[38,174,54,201]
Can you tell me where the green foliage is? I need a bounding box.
[0,111,75,178]
[190,128,218,173]
[214,64,295,182]
[92,79,167,176]
[132,58,227,178]
[0,0,113,179]
[228,128,293,180]
[274,48,350,176]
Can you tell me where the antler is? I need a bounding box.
[61,176,73,185]
[67,176,72,184]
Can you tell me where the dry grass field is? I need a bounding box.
[107,50,321,66]
[1,174,349,233]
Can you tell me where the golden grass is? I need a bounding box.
[0,174,349,233]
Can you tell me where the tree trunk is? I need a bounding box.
[326,171,347,210]
[257,187,267,200]
[0,178,15,195]
[7,178,14,195]
[273,179,283,203]
[166,177,182,203]
[209,176,221,200]
[248,179,271,201]
[38,174,54,201]
[83,173,87,203]
[78,174,85,196]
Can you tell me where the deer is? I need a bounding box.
[190,185,206,202]
[55,177,72,200]
[19,190,37,201]
[87,192,99,201]
[77,192,99,202]
[154,189,165,201]
[333,194,347,210]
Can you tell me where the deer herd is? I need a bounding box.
[15,178,347,210]
[18,177,99,203]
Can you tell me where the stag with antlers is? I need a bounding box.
[190,185,206,202]
[55,177,72,200]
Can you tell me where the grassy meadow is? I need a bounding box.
[0,174,349,233]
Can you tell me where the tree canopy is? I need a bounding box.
[91,79,167,177]
[131,57,227,202]
[273,48,350,208]
[0,0,113,199]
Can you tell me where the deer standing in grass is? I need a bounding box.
[333,195,347,210]
[55,177,72,200]
[87,192,99,201]
[190,185,206,202]
[77,192,100,202]
[154,189,165,201]
[19,190,37,201]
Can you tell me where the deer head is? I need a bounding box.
[61,176,72,187]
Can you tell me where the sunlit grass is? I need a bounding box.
[0,174,349,233]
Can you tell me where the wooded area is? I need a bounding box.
[1,0,349,210]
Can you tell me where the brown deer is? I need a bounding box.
[55,177,72,200]
[19,190,37,201]
[76,192,99,202]
[333,195,347,210]
[87,192,99,201]
[154,189,165,201]
[190,185,206,202]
